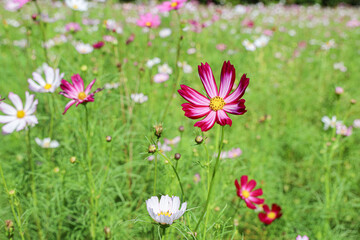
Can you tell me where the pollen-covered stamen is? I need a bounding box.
[78,92,87,100]
[145,21,152,27]
[209,96,225,111]
[171,2,178,8]
[241,190,250,199]
[17,110,25,118]
[157,211,172,217]
[44,83,52,90]
[267,212,276,219]
[73,4,78,9]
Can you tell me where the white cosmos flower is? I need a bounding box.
[28,65,64,93]
[321,116,342,130]
[0,92,38,135]
[158,64,172,75]
[75,42,93,54]
[159,28,172,38]
[254,35,270,48]
[65,0,88,11]
[130,93,148,103]
[146,195,187,225]
[146,57,161,68]
[35,138,60,148]
[242,39,256,51]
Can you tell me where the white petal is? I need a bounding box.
[8,92,23,110]
[0,115,17,123]
[16,120,26,132]
[50,141,59,148]
[32,72,46,86]
[2,120,20,134]
[0,102,17,115]
[35,138,43,146]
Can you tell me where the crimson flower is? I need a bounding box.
[235,175,264,209]
[178,61,249,132]
[59,74,102,115]
[258,204,282,225]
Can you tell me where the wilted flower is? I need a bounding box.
[146,195,187,225]
[28,65,64,93]
[35,137,60,148]
[235,175,264,209]
[65,0,88,11]
[131,93,148,103]
[258,204,282,225]
[178,61,249,131]
[59,74,102,114]
[0,92,38,135]
[137,13,160,28]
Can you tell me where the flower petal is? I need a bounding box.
[246,179,256,191]
[240,175,248,187]
[71,74,85,92]
[251,188,263,197]
[224,74,249,104]
[62,100,76,115]
[32,72,46,86]
[216,110,232,126]
[85,79,96,94]
[0,115,17,123]
[44,66,55,84]
[0,102,17,115]
[181,103,211,119]
[194,111,216,132]
[219,61,236,98]
[2,119,20,135]
[198,63,218,98]
[8,92,23,110]
[223,99,246,115]
[178,85,210,106]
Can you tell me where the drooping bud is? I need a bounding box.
[195,136,203,144]
[178,125,184,132]
[106,136,112,142]
[148,144,157,153]
[174,153,181,160]
[154,123,163,138]
[70,156,76,164]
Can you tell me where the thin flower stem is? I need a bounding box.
[160,226,166,240]
[157,152,185,201]
[33,0,49,63]
[154,153,158,196]
[161,11,183,122]
[194,126,225,235]
[26,129,43,240]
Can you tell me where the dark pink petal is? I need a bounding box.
[258,213,267,222]
[224,74,249,104]
[178,85,210,106]
[272,204,281,212]
[234,179,241,190]
[223,99,247,115]
[251,188,263,197]
[62,100,76,115]
[85,79,96,94]
[60,79,78,98]
[246,179,257,191]
[198,63,218,98]
[240,175,248,187]
[216,110,232,126]
[263,204,270,213]
[71,74,85,92]
[248,196,264,204]
[194,110,216,132]
[219,61,236,98]
[182,103,211,119]
[245,199,256,209]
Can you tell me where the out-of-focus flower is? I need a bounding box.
[5,0,30,12]
[92,41,104,49]
[322,116,341,130]
[104,82,120,89]
[164,136,181,145]
[263,29,273,36]
[254,35,270,48]
[225,148,242,159]
[296,235,309,240]
[126,33,135,45]
[65,0,88,11]
[158,141,171,152]
[333,62,347,72]
[178,61,249,131]
[346,19,360,28]
[59,74,102,114]
[258,204,282,225]
[187,48,196,54]
[28,65,64,93]
[75,42,93,54]
[242,19,254,28]
[193,173,200,183]
[35,137,59,148]
[216,43,227,51]
[335,87,344,95]
[65,22,81,33]
[104,19,123,34]
[137,13,160,28]
[146,195,187,225]
[235,175,264,209]
[159,28,172,38]
[131,93,148,103]
[242,39,256,51]
[0,92,38,135]
[353,119,360,128]
[158,63,173,75]
[158,0,186,12]
[154,73,169,83]
[336,124,352,136]
[321,39,335,50]
[146,58,161,68]
[178,61,192,74]
[103,35,117,43]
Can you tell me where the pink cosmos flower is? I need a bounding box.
[235,175,264,209]
[296,235,309,240]
[154,73,169,83]
[59,74,102,115]
[346,19,360,28]
[93,41,104,49]
[178,61,249,132]
[65,22,82,33]
[158,0,186,12]
[5,0,30,11]
[258,204,282,225]
[137,13,161,28]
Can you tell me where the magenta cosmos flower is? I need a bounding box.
[178,61,249,132]
[235,175,264,209]
[137,13,161,28]
[258,204,282,225]
[59,74,102,114]
[158,0,186,12]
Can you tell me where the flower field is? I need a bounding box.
[0,0,360,239]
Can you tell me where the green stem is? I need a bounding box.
[33,0,49,63]
[153,153,158,196]
[194,126,225,235]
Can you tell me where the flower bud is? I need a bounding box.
[178,125,184,132]
[106,136,112,142]
[350,99,356,104]
[154,124,163,138]
[174,153,181,160]
[104,226,111,239]
[31,14,38,21]
[335,87,344,95]
[195,136,203,144]
[8,190,15,196]
[5,220,14,238]
[148,144,157,153]
[70,156,76,164]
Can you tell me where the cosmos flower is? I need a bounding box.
[235,175,264,209]
[75,42,93,54]
[321,116,341,130]
[178,61,192,73]
[242,39,256,51]
[59,74,102,114]
[130,93,148,103]
[28,65,64,93]
[193,173,201,183]
[335,87,344,95]
[178,61,249,132]
[0,92,38,135]
[154,73,169,83]
[158,0,186,12]
[321,39,335,50]
[296,235,309,240]
[158,63,173,75]
[4,0,30,12]
[159,28,172,38]
[333,62,347,72]
[336,124,352,137]
[353,119,360,128]
[164,136,181,146]
[104,19,123,34]
[137,13,161,28]
[221,147,242,159]
[35,137,60,148]
[65,22,82,33]
[65,0,88,11]
[258,204,282,225]
[146,58,161,68]
[92,41,104,49]
[254,35,270,48]
[146,195,187,225]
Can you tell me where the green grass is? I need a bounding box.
[0,1,360,239]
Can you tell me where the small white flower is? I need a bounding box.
[187,48,196,55]
[333,62,347,72]
[104,82,120,89]
[353,119,360,128]
[321,116,341,130]
[75,42,93,54]
[130,93,148,103]
[146,58,161,68]
[159,28,172,38]
[146,195,187,225]
[28,65,64,93]
[0,92,38,135]
[65,0,88,11]
[242,39,256,51]
[321,39,335,50]
[35,138,60,148]
[158,64,172,75]
[153,73,169,83]
[254,35,270,48]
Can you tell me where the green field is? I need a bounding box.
[0,1,360,239]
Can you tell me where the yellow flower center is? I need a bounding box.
[145,22,152,27]
[44,83,52,90]
[241,190,250,199]
[157,211,172,217]
[171,2,178,8]
[73,4,78,9]
[267,212,276,219]
[78,92,87,100]
[17,110,25,119]
[209,96,225,111]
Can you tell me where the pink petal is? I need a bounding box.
[178,85,210,106]
[234,179,240,190]
[224,74,249,104]
[194,111,216,132]
[219,61,236,98]
[216,110,232,126]
[223,99,246,115]
[245,199,256,209]
[251,188,263,197]
[263,204,270,212]
[248,196,264,204]
[182,103,211,119]
[240,175,248,187]
[198,63,218,98]
[71,74,84,92]
[62,100,76,115]
[246,179,257,191]
[85,79,96,94]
